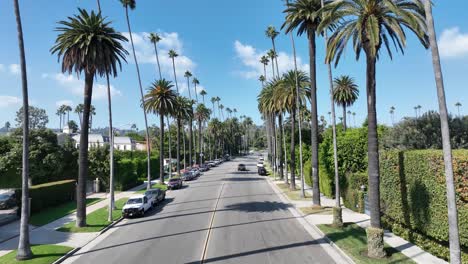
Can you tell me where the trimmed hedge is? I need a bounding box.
[380,149,468,262]
[115,159,140,191]
[342,171,367,213]
[16,180,76,214]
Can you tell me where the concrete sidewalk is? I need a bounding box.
[269,175,447,264]
[0,183,147,258]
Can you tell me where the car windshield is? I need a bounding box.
[169,179,179,182]
[127,198,142,204]
[0,194,10,201]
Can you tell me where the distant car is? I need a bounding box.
[182,171,195,181]
[238,164,246,171]
[144,188,166,207]
[258,167,267,176]
[0,193,16,210]
[191,169,201,177]
[123,195,152,218]
[167,178,183,189]
[208,161,216,167]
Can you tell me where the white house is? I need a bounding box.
[72,134,136,151]
[114,136,136,151]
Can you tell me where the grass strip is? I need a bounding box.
[0,244,73,264]
[318,223,415,264]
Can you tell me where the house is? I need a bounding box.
[114,136,136,151]
[71,134,136,151]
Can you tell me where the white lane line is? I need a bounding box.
[200,183,225,263]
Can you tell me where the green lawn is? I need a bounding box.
[136,183,168,193]
[30,198,103,227]
[57,198,128,233]
[299,206,333,215]
[0,244,73,264]
[276,183,312,201]
[318,223,415,264]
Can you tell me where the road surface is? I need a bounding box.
[67,156,342,264]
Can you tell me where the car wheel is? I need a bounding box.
[140,209,144,217]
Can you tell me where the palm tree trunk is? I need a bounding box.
[153,42,162,80]
[189,117,193,166]
[365,52,385,258]
[263,64,267,80]
[167,116,172,178]
[59,114,62,130]
[159,114,165,184]
[424,2,461,263]
[270,61,275,80]
[198,119,202,165]
[272,39,280,77]
[183,127,186,169]
[282,117,288,184]
[308,30,320,207]
[96,0,101,12]
[278,114,284,179]
[14,0,32,258]
[187,77,192,99]
[177,118,181,175]
[172,58,179,93]
[194,83,198,103]
[343,106,347,131]
[290,109,296,190]
[106,74,115,221]
[125,6,151,189]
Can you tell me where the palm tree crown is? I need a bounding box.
[144,79,178,116]
[149,32,161,44]
[265,25,279,40]
[169,49,178,59]
[333,75,359,108]
[120,0,136,9]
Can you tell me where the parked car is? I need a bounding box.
[191,169,201,177]
[144,188,166,207]
[0,192,16,210]
[199,164,209,172]
[208,161,216,167]
[238,164,246,171]
[258,166,267,176]
[167,178,183,189]
[257,162,264,168]
[182,171,194,181]
[123,194,152,218]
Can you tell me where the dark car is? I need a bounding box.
[0,193,16,210]
[258,167,267,176]
[167,178,183,189]
[181,171,194,181]
[238,164,246,171]
[144,188,166,207]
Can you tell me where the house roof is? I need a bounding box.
[72,134,109,143]
[114,136,133,144]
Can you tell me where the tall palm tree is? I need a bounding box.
[89,105,96,130]
[169,50,179,93]
[56,106,64,130]
[184,71,193,99]
[265,25,280,77]
[455,102,462,117]
[259,75,266,87]
[260,55,269,80]
[226,107,232,119]
[333,75,359,131]
[192,77,199,102]
[120,0,152,189]
[320,0,428,257]
[74,103,84,127]
[144,79,177,184]
[166,116,173,176]
[51,8,128,227]
[149,32,162,79]
[352,112,356,126]
[200,90,207,104]
[424,2,461,263]
[14,0,32,259]
[210,97,217,118]
[174,96,192,175]
[215,97,221,118]
[63,105,72,124]
[283,0,324,207]
[195,104,211,164]
[390,106,396,125]
[219,104,225,120]
[267,49,278,78]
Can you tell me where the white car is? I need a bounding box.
[122,194,152,218]
[257,162,264,168]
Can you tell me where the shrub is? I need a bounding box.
[380,149,468,261]
[342,171,367,213]
[15,180,76,214]
[114,158,140,191]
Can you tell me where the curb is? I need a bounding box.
[99,217,124,235]
[265,176,355,264]
[52,247,81,264]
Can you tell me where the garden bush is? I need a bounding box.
[342,171,367,213]
[114,158,140,191]
[15,180,76,213]
[380,149,468,261]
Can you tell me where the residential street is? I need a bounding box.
[64,156,341,264]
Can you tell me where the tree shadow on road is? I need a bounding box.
[222,201,291,213]
[223,177,265,182]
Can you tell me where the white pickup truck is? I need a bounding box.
[122,194,152,218]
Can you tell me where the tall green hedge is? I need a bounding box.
[15,180,76,214]
[380,149,468,261]
[114,158,140,191]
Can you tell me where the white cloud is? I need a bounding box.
[55,100,73,107]
[0,96,21,108]
[234,40,309,80]
[439,27,468,58]
[47,73,122,100]
[122,31,197,94]
[8,64,20,75]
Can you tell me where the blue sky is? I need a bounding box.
[0,0,467,129]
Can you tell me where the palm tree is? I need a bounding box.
[226,107,232,119]
[215,97,221,118]
[174,96,192,175]
[169,50,179,93]
[424,2,461,262]
[267,49,278,78]
[75,104,84,127]
[143,79,177,184]
[390,106,396,125]
[200,90,207,104]
[51,9,128,227]
[219,104,225,120]
[283,0,323,207]
[455,102,462,117]
[184,71,193,99]
[56,106,64,130]
[192,77,199,102]
[120,0,152,189]
[320,0,428,257]
[414,106,419,118]
[333,75,359,131]
[260,55,269,80]
[210,97,217,118]
[259,75,266,87]
[195,104,211,165]
[89,105,96,130]
[265,26,280,77]
[14,0,32,259]
[166,116,173,176]
[5,121,11,132]
[149,32,162,79]
[233,108,237,118]
[417,105,422,117]
[352,112,356,126]
[63,105,72,124]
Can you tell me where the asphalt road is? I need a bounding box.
[68,156,338,264]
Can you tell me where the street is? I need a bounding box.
[65,156,339,264]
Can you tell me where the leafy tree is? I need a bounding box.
[15,106,48,130]
[67,120,79,133]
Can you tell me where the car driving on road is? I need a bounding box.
[123,194,152,218]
